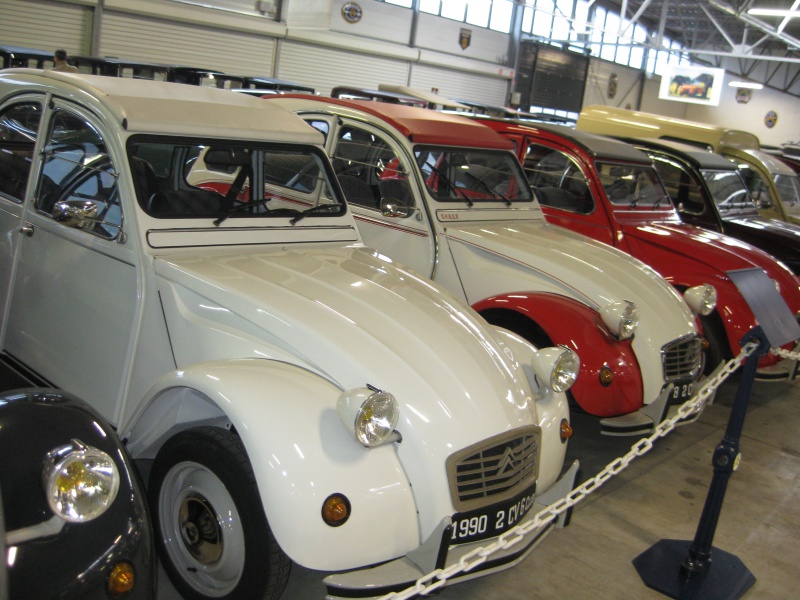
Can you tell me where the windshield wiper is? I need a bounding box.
[213,197,280,226]
[289,203,341,225]
[627,194,659,209]
[463,170,512,206]
[425,164,473,207]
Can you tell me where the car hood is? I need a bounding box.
[724,215,800,239]
[154,246,548,517]
[620,220,793,279]
[443,220,696,327]
[442,220,698,406]
[722,216,800,272]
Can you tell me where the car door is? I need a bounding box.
[520,138,616,245]
[0,97,43,317]
[2,98,138,424]
[306,116,437,278]
[649,152,721,231]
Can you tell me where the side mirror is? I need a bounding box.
[755,194,773,209]
[52,199,125,242]
[381,198,415,219]
[52,199,98,229]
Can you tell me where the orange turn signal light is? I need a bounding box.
[598,365,614,387]
[322,493,351,527]
[107,561,135,596]
[560,419,573,442]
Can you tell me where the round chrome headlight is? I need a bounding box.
[600,300,639,339]
[532,347,580,393]
[337,387,400,448]
[684,284,717,316]
[44,440,120,522]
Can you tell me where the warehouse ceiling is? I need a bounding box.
[605,0,800,95]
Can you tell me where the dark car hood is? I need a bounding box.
[722,216,800,274]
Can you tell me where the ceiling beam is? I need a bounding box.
[686,48,800,63]
[700,4,737,48]
[619,0,654,37]
[777,0,800,35]
[706,0,800,51]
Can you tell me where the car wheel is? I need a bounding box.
[150,426,290,600]
[699,314,729,376]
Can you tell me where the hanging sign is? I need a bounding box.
[459,28,472,50]
[735,88,752,104]
[608,74,618,99]
[342,2,363,24]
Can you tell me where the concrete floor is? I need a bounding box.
[157,372,800,600]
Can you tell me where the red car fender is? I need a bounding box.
[648,274,792,368]
[697,277,792,368]
[473,292,643,417]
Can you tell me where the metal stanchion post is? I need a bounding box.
[632,268,800,600]
[631,327,768,599]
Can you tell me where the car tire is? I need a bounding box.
[150,426,291,600]
[699,314,729,376]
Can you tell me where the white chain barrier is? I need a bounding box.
[771,346,800,361]
[378,341,762,600]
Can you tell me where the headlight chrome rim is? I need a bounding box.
[337,386,400,448]
[532,346,580,393]
[684,284,717,316]
[600,300,639,340]
[43,439,120,523]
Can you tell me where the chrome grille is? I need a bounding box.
[446,426,540,513]
[662,335,703,381]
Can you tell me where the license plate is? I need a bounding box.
[669,379,694,403]
[449,482,537,545]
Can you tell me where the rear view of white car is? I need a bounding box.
[0,70,578,600]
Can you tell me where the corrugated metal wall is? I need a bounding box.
[410,63,508,106]
[0,0,89,55]
[99,11,276,76]
[277,39,409,96]
[1,1,507,105]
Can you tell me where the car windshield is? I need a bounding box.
[414,147,533,204]
[701,170,756,215]
[596,162,667,207]
[774,173,800,217]
[128,138,344,223]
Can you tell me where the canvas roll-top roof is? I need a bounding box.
[0,70,323,145]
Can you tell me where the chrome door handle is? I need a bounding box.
[20,224,34,237]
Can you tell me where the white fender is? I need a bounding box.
[491,328,570,491]
[124,358,419,571]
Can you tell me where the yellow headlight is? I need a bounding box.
[43,439,120,522]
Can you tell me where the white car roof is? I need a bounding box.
[0,69,323,144]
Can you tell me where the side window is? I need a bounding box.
[333,125,413,211]
[306,119,330,141]
[651,156,705,215]
[0,102,42,202]
[523,143,593,214]
[735,163,770,204]
[36,110,122,240]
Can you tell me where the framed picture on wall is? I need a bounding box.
[658,65,725,106]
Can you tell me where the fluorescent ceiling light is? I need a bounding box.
[747,9,800,17]
[728,81,764,89]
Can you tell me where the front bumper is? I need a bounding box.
[323,460,581,600]
[599,381,674,437]
[599,370,713,437]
